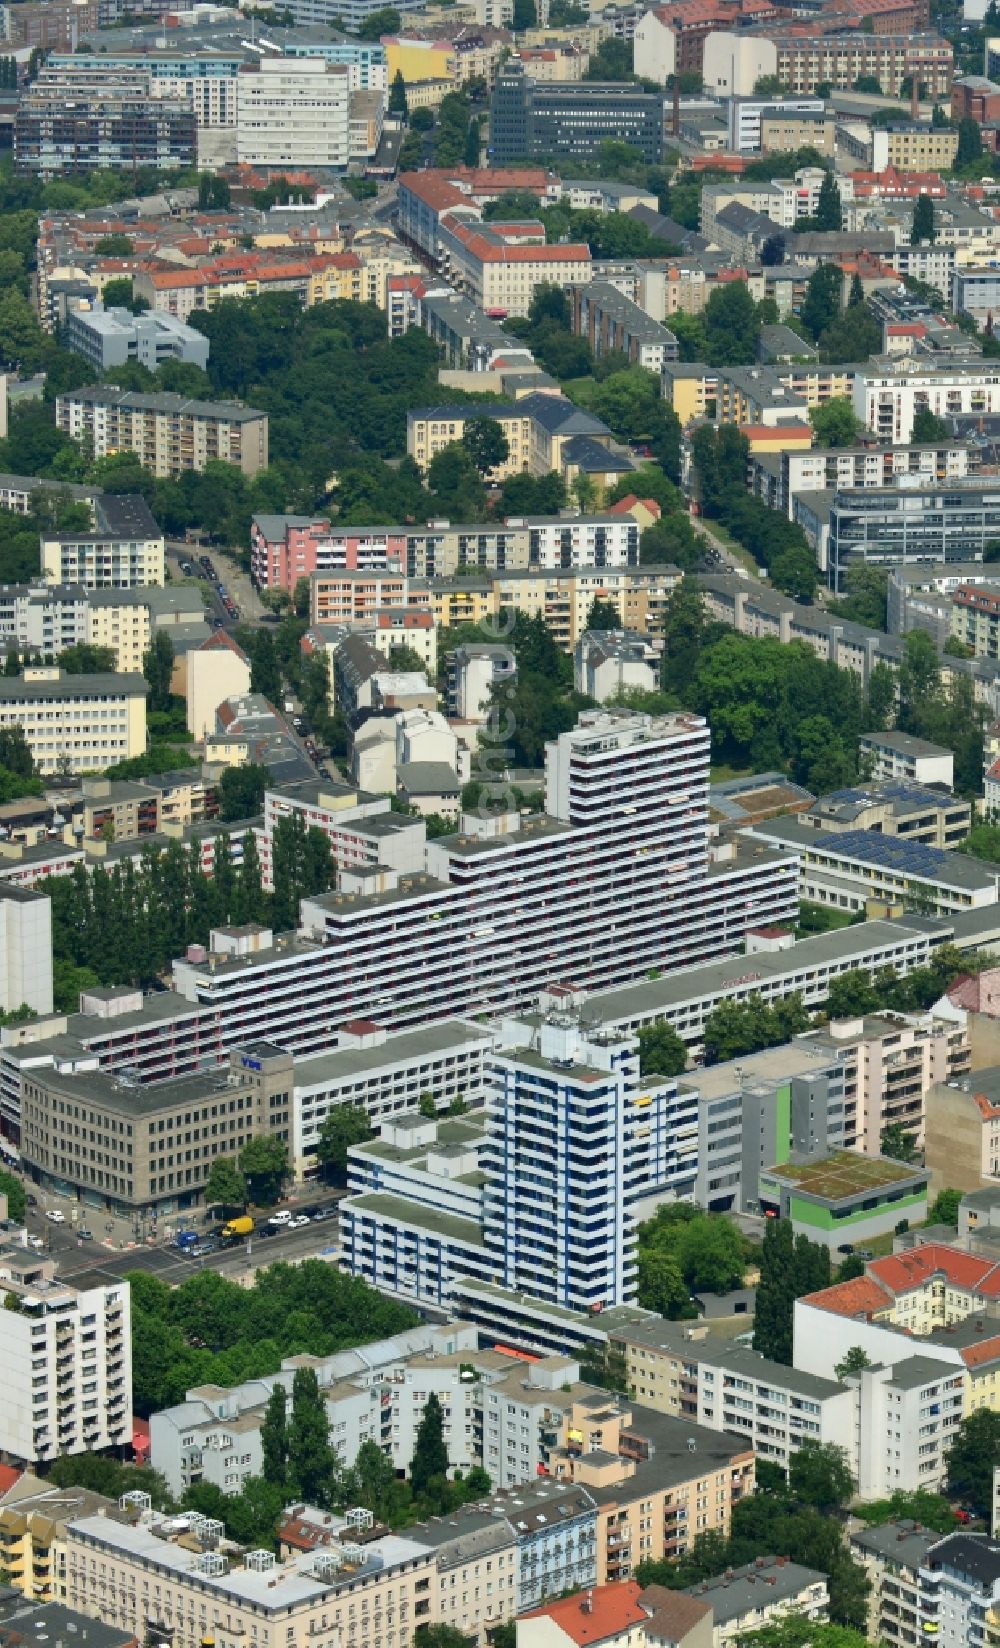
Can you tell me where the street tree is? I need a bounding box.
[238,1136,288,1205]
[204,1157,246,1211]
[911,193,936,244]
[834,1345,872,1379]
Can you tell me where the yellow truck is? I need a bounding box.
[220,1215,254,1241]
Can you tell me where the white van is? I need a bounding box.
[268,1209,292,1227]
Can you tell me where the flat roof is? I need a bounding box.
[679,1040,838,1103]
[344,1191,485,1248]
[762,1149,927,1200]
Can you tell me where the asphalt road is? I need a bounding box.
[20,1191,345,1288]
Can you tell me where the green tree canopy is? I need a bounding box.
[315,1104,372,1181]
[411,1393,449,1495]
[947,1409,1000,1514]
[238,1135,288,1205]
[204,1157,246,1211]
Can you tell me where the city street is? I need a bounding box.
[17,1185,345,1288]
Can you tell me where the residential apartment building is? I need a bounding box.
[235,58,351,169]
[45,46,241,166]
[62,1509,439,1648]
[406,392,634,498]
[135,251,371,324]
[489,68,669,164]
[917,1533,1000,1648]
[924,1066,1000,1195]
[545,1398,755,1585]
[574,630,660,703]
[251,514,404,593]
[41,497,165,590]
[573,282,679,373]
[308,569,427,627]
[853,362,1000,444]
[806,1010,970,1156]
[397,165,555,265]
[750,439,973,520]
[65,307,209,374]
[292,1021,494,1175]
[150,1319,484,1497]
[20,1045,293,1220]
[0,667,147,777]
[0,908,948,1168]
[683,1561,829,1645]
[343,1014,689,1317]
[950,583,1000,659]
[1,0,99,48]
[850,1518,937,1648]
[608,1319,855,1474]
[436,217,592,317]
[0,1481,123,1604]
[186,631,251,743]
[0,1246,130,1464]
[15,81,196,175]
[698,571,904,689]
[633,0,780,81]
[54,388,268,479]
[859,729,955,787]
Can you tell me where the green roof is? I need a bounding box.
[763,1150,925,1201]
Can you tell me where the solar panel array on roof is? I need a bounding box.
[824,828,951,878]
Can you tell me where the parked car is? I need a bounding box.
[290,1214,311,1229]
[45,1209,65,1223]
[78,1226,93,1241]
[26,1194,38,1207]
[268,1209,292,1226]
[26,1233,43,1249]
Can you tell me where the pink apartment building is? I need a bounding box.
[250,514,406,591]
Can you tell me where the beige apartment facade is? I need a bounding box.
[186,631,252,742]
[86,593,153,671]
[62,1513,438,1648]
[54,388,268,479]
[0,666,147,776]
[547,1398,755,1584]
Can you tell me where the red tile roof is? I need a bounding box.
[0,1465,22,1497]
[802,1275,895,1318]
[870,1244,1000,1298]
[960,1334,1000,1369]
[522,1582,648,1646]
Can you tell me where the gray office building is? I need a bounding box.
[799,480,1000,592]
[66,307,210,373]
[489,66,668,165]
[680,1041,848,1214]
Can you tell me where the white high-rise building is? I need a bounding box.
[0,886,53,1016]
[172,709,799,1045]
[482,1018,683,1313]
[0,1246,131,1464]
[236,58,351,170]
